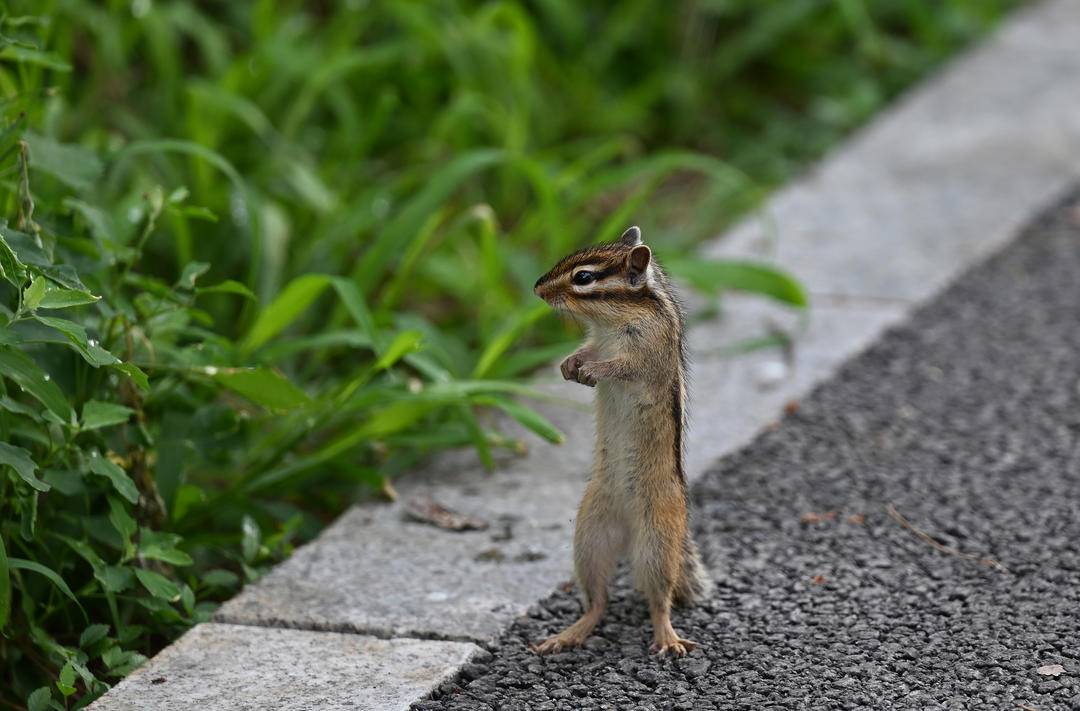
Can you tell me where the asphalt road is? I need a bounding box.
[415,190,1080,711]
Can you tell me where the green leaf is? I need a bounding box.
[117,625,144,645]
[0,536,10,628]
[211,367,311,412]
[170,484,205,522]
[22,276,46,310]
[241,515,260,563]
[8,558,83,611]
[240,274,375,353]
[138,529,193,567]
[0,347,73,421]
[180,583,195,615]
[37,283,100,309]
[329,278,375,341]
[458,403,493,471]
[0,45,72,71]
[100,646,125,669]
[82,400,134,430]
[107,496,137,551]
[79,624,110,648]
[0,225,48,268]
[374,330,423,371]
[87,453,139,504]
[59,535,133,592]
[351,149,504,293]
[257,329,373,362]
[201,569,240,589]
[57,662,76,697]
[0,442,49,491]
[42,469,84,496]
[27,687,52,711]
[97,565,133,593]
[475,396,565,444]
[101,646,147,676]
[241,274,330,352]
[472,302,550,378]
[134,568,181,602]
[37,263,89,292]
[178,261,210,289]
[0,231,26,286]
[33,316,120,366]
[20,491,38,540]
[196,279,256,300]
[24,132,103,192]
[663,257,808,307]
[112,362,150,392]
[173,204,218,222]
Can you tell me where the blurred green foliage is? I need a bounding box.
[0,0,1015,707]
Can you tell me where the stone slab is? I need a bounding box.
[88,623,479,711]
[216,0,1080,646]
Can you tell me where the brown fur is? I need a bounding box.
[530,226,712,657]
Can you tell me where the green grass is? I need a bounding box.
[0,0,1017,707]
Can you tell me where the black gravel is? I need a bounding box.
[415,190,1080,711]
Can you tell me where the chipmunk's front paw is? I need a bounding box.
[560,350,596,384]
[560,353,583,382]
[575,362,600,387]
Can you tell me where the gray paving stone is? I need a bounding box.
[216,0,1080,647]
[88,623,478,711]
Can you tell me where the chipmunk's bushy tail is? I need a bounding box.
[672,535,713,606]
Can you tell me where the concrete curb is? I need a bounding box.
[91,1,1080,708]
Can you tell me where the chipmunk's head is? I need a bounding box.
[534,226,658,325]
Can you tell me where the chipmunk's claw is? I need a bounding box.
[649,637,697,657]
[530,637,567,655]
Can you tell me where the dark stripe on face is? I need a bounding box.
[559,250,622,273]
[588,264,622,281]
[574,287,660,304]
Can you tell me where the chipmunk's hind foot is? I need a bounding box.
[650,635,698,657]
[530,626,589,655]
[529,604,604,655]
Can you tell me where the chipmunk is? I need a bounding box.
[530,226,712,657]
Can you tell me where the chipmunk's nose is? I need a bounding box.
[533,277,544,298]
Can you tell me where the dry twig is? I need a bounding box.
[886,504,1008,573]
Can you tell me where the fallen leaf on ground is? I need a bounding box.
[514,548,547,563]
[847,513,866,525]
[810,575,827,585]
[784,400,800,415]
[801,511,837,524]
[1037,664,1065,677]
[380,478,398,502]
[474,548,506,563]
[404,497,489,531]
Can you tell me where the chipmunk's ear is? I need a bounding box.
[617,225,642,247]
[627,244,651,280]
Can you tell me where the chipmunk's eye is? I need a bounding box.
[572,271,595,286]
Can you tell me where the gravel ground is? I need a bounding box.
[415,190,1080,711]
